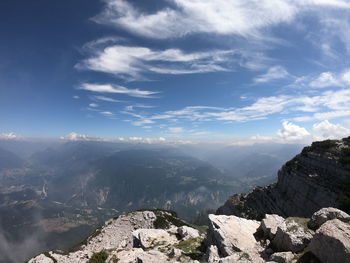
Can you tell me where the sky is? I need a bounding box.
[1,0,350,143]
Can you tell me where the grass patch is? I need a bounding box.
[301,140,338,155]
[175,237,205,261]
[239,253,251,261]
[88,250,108,263]
[152,210,190,229]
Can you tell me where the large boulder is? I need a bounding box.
[132,229,177,249]
[309,219,350,263]
[272,218,313,253]
[308,207,350,230]
[207,214,265,262]
[260,214,285,239]
[208,214,260,256]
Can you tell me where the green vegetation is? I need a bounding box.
[284,158,299,171]
[175,237,205,261]
[152,210,191,229]
[301,139,338,155]
[87,250,109,263]
[239,253,251,261]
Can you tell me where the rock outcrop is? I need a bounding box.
[217,138,350,220]
[29,210,205,263]
[28,207,350,263]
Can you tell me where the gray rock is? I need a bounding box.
[206,245,220,263]
[309,219,350,263]
[260,214,285,239]
[208,214,260,256]
[133,229,177,249]
[28,254,54,263]
[111,248,169,263]
[177,226,200,240]
[217,139,350,220]
[270,251,295,263]
[308,207,350,230]
[272,218,313,253]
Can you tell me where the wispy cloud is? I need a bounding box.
[254,66,291,83]
[100,111,114,117]
[79,83,159,98]
[120,88,350,127]
[89,103,99,108]
[78,45,239,80]
[93,0,350,39]
[0,132,18,140]
[92,95,124,103]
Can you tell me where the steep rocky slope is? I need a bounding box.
[217,137,350,219]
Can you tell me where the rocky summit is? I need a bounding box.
[29,207,350,263]
[28,138,350,263]
[217,137,350,220]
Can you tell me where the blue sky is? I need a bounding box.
[1,0,350,143]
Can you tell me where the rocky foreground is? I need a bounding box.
[29,207,350,263]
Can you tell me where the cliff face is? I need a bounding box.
[217,137,350,220]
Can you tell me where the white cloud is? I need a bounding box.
[78,45,236,79]
[120,88,350,127]
[93,95,123,103]
[60,132,101,141]
[309,72,340,88]
[79,83,159,98]
[0,132,17,140]
[277,121,311,142]
[89,103,99,108]
[313,120,350,139]
[117,136,167,144]
[168,127,184,133]
[93,0,350,39]
[73,95,80,99]
[254,66,290,83]
[100,111,114,116]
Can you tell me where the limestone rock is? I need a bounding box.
[308,207,350,230]
[270,251,295,263]
[206,245,220,263]
[260,214,285,239]
[217,138,350,220]
[110,248,169,263]
[28,254,54,263]
[208,214,260,256]
[133,229,177,249]
[177,226,200,240]
[309,219,350,263]
[272,218,313,253]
